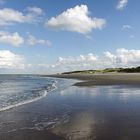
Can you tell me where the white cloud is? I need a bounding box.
[0,48,139,74]
[0,31,51,47]
[0,8,26,26]
[115,48,140,65]
[103,48,140,68]
[46,5,106,34]
[57,53,97,64]
[0,50,24,69]
[0,7,43,26]
[122,25,133,30]
[50,53,98,72]
[0,31,24,46]
[26,7,43,15]
[48,48,140,72]
[27,35,52,47]
[117,0,128,10]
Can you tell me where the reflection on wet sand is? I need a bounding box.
[1,80,140,140]
[51,85,140,140]
[52,112,96,140]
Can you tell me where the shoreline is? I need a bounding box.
[0,78,58,113]
[1,75,140,139]
[0,77,77,140]
[47,73,140,87]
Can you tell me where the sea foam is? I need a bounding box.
[0,77,57,112]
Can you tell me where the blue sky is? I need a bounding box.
[0,0,140,74]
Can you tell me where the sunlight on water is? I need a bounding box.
[0,75,56,111]
[0,77,140,140]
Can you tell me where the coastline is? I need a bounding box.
[1,75,140,139]
[47,73,140,87]
[0,77,76,140]
[0,77,58,113]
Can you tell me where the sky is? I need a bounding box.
[0,0,140,74]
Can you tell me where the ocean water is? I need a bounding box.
[1,76,140,140]
[0,75,57,111]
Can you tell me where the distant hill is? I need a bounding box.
[62,66,140,74]
[119,66,140,73]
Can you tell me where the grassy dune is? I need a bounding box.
[62,66,140,75]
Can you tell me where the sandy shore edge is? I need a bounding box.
[46,73,140,87]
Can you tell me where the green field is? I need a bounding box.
[62,66,140,74]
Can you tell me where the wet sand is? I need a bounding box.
[0,78,75,140]
[48,73,140,86]
[0,89,68,140]
[1,130,66,140]
[1,76,140,140]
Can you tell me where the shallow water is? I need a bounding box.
[51,85,140,140]
[0,76,140,140]
[0,75,56,111]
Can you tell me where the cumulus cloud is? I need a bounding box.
[115,48,140,65]
[48,48,140,72]
[1,48,139,74]
[27,35,52,47]
[0,31,24,46]
[0,7,44,26]
[48,53,98,72]
[58,53,97,63]
[0,31,51,47]
[117,0,128,10]
[0,50,24,69]
[46,5,106,34]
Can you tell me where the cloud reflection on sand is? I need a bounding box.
[52,112,96,140]
[51,85,140,139]
[59,85,140,101]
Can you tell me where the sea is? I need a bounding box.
[0,75,57,112]
[1,75,140,140]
